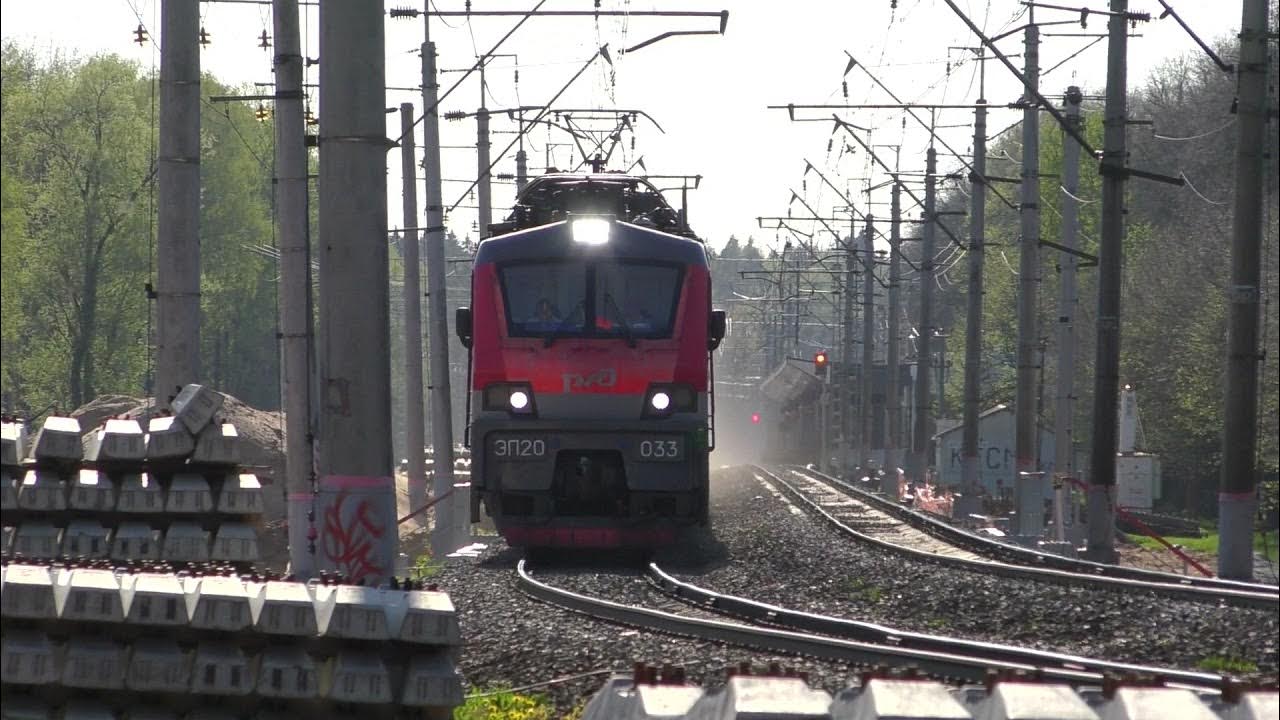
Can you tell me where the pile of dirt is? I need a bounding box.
[70,394,150,430]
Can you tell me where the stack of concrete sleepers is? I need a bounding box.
[0,560,463,717]
[0,385,263,568]
[0,385,465,718]
[579,665,1278,719]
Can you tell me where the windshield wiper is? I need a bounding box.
[603,292,637,348]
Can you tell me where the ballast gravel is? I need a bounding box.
[430,465,1277,715]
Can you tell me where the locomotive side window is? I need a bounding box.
[594,262,682,338]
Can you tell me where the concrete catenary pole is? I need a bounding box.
[860,216,876,472]
[477,105,492,238]
[315,0,397,584]
[884,180,903,487]
[1086,0,1131,564]
[1015,18,1043,539]
[936,336,948,418]
[907,147,937,487]
[841,226,856,472]
[274,0,315,577]
[1053,87,1084,544]
[421,22,461,554]
[156,0,201,402]
[959,57,988,519]
[400,104,428,516]
[1218,0,1269,581]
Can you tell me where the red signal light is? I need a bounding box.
[814,350,829,377]
[751,412,761,425]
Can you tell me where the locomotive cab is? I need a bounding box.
[460,181,724,548]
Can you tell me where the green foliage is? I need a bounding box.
[197,74,278,408]
[845,577,884,603]
[1,43,280,414]
[931,37,1280,518]
[410,551,443,581]
[1132,533,1220,555]
[1253,529,1279,564]
[1,47,154,412]
[1197,655,1258,675]
[454,689,557,720]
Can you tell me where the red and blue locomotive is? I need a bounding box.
[455,173,726,547]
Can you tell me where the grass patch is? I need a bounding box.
[454,689,559,720]
[411,552,444,581]
[1133,529,1280,563]
[1255,529,1279,563]
[924,616,949,631]
[1133,533,1220,555]
[1197,655,1258,675]
[846,578,885,604]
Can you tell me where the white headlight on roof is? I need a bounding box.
[650,391,671,411]
[509,390,530,410]
[571,217,611,245]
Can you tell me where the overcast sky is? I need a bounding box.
[1,0,1242,251]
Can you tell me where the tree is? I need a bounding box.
[929,32,1279,517]
[2,49,153,412]
[1,46,281,414]
[198,78,278,408]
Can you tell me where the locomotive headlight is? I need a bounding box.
[484,382,536,415]
[509,390,530,411]
[643,384,696,417]
[571,217,611,245]
[650,391,671,412]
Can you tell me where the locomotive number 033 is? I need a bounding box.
[633,437,684,462]
[490,436,547,459]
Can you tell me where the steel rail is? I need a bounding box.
[778,464,1280,597]
[645,563,1226,691]
[754,466,1278,610]
[515,559,1106,685]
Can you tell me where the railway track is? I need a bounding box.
[515,560,1229,691]
[757,464,1280,610]
[757,467,984,561]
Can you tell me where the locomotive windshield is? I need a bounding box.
[500,260,683,339]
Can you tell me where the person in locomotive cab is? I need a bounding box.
[631,308,654,332]
[526,297,561,330]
